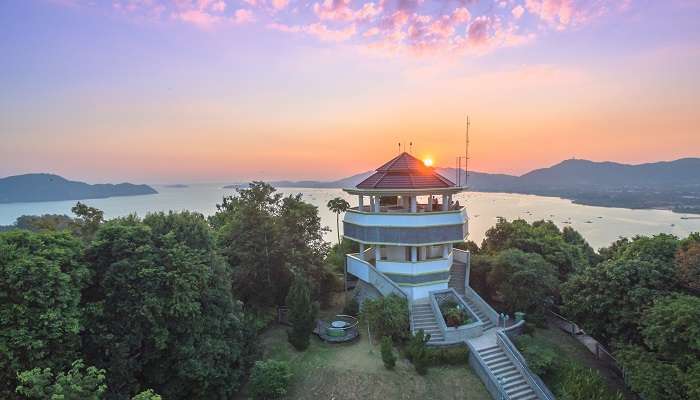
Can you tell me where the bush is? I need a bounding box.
[343,296,359,317]
[248,360,293,400]
[381,337,397,370]
[514,335,558,377]
[406,330,431,375]
[558,364,623,400]
[361,294,409,342]
[427,346,469,366]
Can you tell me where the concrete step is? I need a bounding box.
[487,359,512,370]
[511,393,538,400]
[503,378,528,391]
[507,385,534,397]
[492,363,517,375]
[482,353,507,363]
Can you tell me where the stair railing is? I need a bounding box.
[496,330,556,400]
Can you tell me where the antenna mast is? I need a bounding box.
[465,116,470,188]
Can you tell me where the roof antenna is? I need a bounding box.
[409,141,413,154]
[398,142,401,154]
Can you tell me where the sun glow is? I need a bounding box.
[423,158,433,167]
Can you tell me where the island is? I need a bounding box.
[0,173,158,204]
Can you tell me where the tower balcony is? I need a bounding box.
[342,207,468,246]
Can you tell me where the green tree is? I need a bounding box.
[326,197,350,244]
[676,239,700,293]
[561,234,681,344]
[131,390,162,400]
[616,345,687,400]
[16,360,107,400]
[488,249,558,318]
[213,182,331,308]
[286,274,319,351]
[248,360,292,400]
[71,202,104,240]
[641,294,700,364]
[481,218,590,281]
[0,230,88,398]
[82,212,258,399]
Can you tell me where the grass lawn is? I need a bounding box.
[237,322,491,400]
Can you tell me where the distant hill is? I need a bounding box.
[273,158,700,213]
[0,173,157,204]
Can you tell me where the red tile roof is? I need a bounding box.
[357,152,456,189]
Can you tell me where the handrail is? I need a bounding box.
[464,286,499,327]
[496,330,556,400]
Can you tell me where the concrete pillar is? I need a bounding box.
[375,245,381,261]
[442,194,449,211]
[411,246,417,262]
[410,196,417,213]
[427,195,433,211]
[359,243,365,258]
[369,196,375,212]
[442,244,449,258]
[358,195,364,211]
[419,246,427,261]
[374,196,381,212]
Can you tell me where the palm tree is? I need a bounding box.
[327,197,350,244]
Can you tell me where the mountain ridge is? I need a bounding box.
[0,173,158,204]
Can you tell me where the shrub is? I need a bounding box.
[286,275,319,351]
[343,297,359,317]
[406,330,431,375]
[361,294,409,342]
[381,337,397,370]
[248,360,293,400]
[427,346,469,366]
[514,335,558,377]
[558,364,623,400]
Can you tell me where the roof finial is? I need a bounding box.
[398,142,401,154]
[409,141,413,154]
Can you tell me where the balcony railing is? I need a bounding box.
[352,204,464,213]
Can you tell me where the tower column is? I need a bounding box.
[375,245,381,261]
[358,195,364,211]
[442,243,449,258]
[370,196,375,212]
[411,246,417,262]
[442,194,448,211]
[427,195,433,211]
[374,196,381,212]
[410,196,417,213]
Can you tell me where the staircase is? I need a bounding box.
[448,261,466,295]
[477,346,538,400]
[461,295,495,330]
[449,262,495,330]
[411,302,444,345]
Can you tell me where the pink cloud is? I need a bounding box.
[234,9,255,23]
[512,5,525,19]
[56,0,632,57]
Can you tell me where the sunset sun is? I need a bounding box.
[423,158,433,167]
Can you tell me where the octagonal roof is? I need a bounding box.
[356,152,456,190]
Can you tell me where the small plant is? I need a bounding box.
[427,346,469,365]
[248,360,293,400]
[439,299,471,327]
[361,294,409,342]
[380,337,397,369]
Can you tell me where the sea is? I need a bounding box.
[1,183,699,250]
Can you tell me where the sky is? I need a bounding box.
[1,0,699,184]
